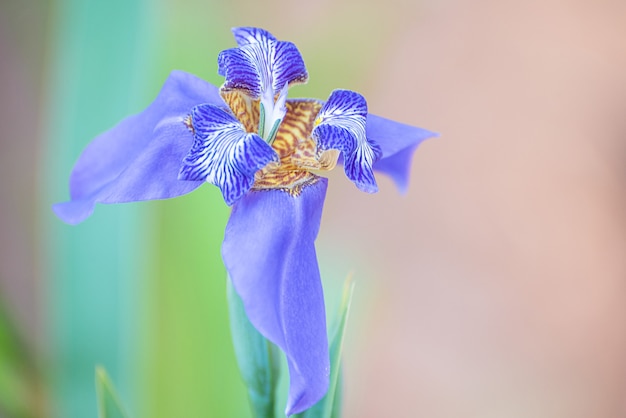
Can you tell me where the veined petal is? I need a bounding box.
[222,179,330,416]
[313,90,382,193]
[218,48,261,97]
[366,114,438,193]
[53,70,223,225]
[218,27,308,99]
[270,41,308,93]
[179,104,278,206]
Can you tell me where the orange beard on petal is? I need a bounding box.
[220,90,260,134]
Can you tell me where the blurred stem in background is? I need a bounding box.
[43,0,155,417]
[43,0,247,417]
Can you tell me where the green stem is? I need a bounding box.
[226,277,281,418]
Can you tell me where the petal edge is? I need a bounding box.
[366,113,438,193]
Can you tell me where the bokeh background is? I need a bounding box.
[2,0,626,417]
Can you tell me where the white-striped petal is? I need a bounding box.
[218,28,308,99]
[312,90,381,193]
[179,104,278,205]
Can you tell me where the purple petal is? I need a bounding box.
[270,41,308,93]
[313,90,381,193]
[218,27,308,98]
[366,114,438,193]
[222,179,330,416]
[53,70,223,225]
[179,104,278,205]
[217,48,261,97]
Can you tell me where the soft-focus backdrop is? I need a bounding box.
[2,0,626,417]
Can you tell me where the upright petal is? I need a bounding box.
[366,114,438,193]
[222,179,330,416]
[217,48,261,97]
[179,104,278,205]
[53,70,224,225]
[218,27,308,98]
[313,90,382,193]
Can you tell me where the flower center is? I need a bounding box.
[221,90,339,195]
[258,83,288,144]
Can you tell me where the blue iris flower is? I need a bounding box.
[53,27,436,416]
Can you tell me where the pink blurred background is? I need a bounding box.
[317,1,626,417]
[2,0,626,417]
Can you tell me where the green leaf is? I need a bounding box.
[227,277,281,418]
[329,372,343,418]
[294,278,355,418]
[95,366,130,418]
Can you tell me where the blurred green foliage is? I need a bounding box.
[227,277,281,418]
[294,280,354,418]
[96,367,130,418]
[0,298,43,418]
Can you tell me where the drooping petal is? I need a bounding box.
[313,90,382,193]
[179,104,278,205]
[222,179,330,416]
[53,70,223,225]
[366,114,438,193]
[218,27,308,98]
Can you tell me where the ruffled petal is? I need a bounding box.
[222,179,330,416]
[270,41,308,93]
[218,27,308,99]
[366,114,438,193]
[217,48,261,97]
[53,70,223,225]
[179,104,278,205]
[313,90,381,193]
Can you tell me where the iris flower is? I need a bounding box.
[54,27,435,415]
